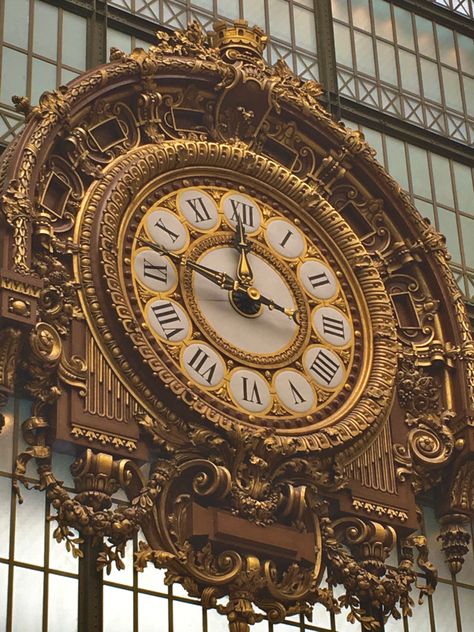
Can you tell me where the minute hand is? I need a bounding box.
[136,237,235,290]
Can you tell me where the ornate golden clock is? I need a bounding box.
[77,140,396,451]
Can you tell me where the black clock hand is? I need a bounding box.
[136,237,299,322]
[244,286,300,324]
[136,237,235,290]
[234,214,253,286]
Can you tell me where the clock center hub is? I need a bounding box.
[229,286,263,318]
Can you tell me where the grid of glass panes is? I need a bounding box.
[0,0,87,144]
[107,0,319,83]
[429,0,474,19]
[345,120,474,301]
[332,0,474,144]
[0,397,80,632]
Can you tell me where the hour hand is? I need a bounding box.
[234,214,253,286]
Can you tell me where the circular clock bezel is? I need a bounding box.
[74,140,397,452]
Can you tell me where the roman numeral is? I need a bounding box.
[187,347,217,385]
[151,302,183,340]
[185,196,212,223]
[288,380,306,405]
[241,376,262,405]
[308,272,330,289]
[279,229,293,248]
[155,218,179,243]
[143,258,167,283]
[229,199,255,228]
[309,350,340,386]
[322,315,345,339]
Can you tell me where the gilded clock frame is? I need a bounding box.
[74,140,397,451]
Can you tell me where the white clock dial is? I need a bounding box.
[303,345,345,389]
[192,246,298,356]
[134,249,178,294]
[146,298,191,343]
[222,191,262,234]
[274,370,316,413]
[177,188,219,231]
[229,369,272,413]
[298,259,338,301]
[146,209,189,251]
[182,343,225,388]
[312,306,352,347]
[265,218,306,259]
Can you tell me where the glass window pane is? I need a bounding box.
[1,48,28,104]
[269,0,291,42]
[415,16,436,59]
[243,0,265,28]
[31,58,57,105]
[0,477,11,558]
[377,41,397,85]
[334,23,353,68]
[62,12,87,69]
[436,24,457,68]
[406,592,431,632]
[14,486,45,566]
[137,563,167,592]
[0,563,7,632]
[48,575,78,632]
[33,0,58,60]
[373,0,393,41]
[173,601,203,632]
[453,162,474,215]
[431,154,454,207]
[361,126,384,161]
[192,0,213,9]
[138,593,169,632]
[431,581,456,632]
[458,586,474,632]
[394,6,414,50]
[354,31,375,75]
[438,209,461,264]
[107,29,133,54]
[293,7,316,52]
[207,608,236,632]
[420,58,441,102]
[12,566,43,632]
[103,586,133,632]
[351,0,372,32]
[461,216,474,267]
[415,199,435,225]
[4,0,30,48]
[458,33,474,75]
[217,0,240,20]
[399,50,419,93]
[332,0,349,22]
[442,67,463,111]
[408,146,432,198]
[385,136,409,191]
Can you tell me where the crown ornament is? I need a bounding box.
[211,20,268,59]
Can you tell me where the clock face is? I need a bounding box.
[126,179,364,428]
